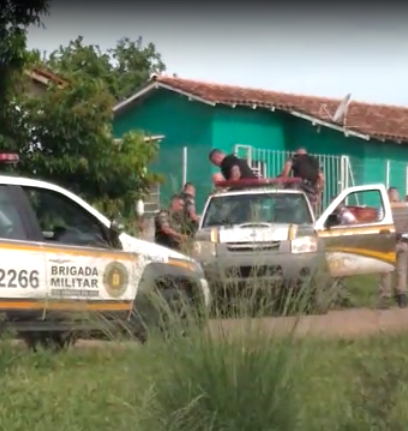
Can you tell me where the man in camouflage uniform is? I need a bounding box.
[180,182,199,237]
[154,194,188,251]
[379,187,408,309]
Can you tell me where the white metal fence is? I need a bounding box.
[234,144,355,209]
[145,145,358,213]
[145,144,408,213]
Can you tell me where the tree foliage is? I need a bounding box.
[2,29,165,219]
[0,0,49,145]
[44,35,166,101]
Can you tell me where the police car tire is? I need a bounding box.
[125,318,148,344]
[130,285,206,342]
[160,288,204,334]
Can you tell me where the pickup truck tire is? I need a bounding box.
[20,331,78,352]
[304,277,336,315]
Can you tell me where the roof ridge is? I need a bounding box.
[154,74,408,111]
[155,75,339,103]
[114,74,408,143]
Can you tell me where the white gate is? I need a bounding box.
[234,144,353,209]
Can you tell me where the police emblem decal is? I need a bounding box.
[103,261,129,298]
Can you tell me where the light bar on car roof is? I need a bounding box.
[214,177,302,189]
[0,153,19,164]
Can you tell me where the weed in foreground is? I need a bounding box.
[137,312,305,431]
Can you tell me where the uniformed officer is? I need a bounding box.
[180,182,199,237]
[209,149,257,181]
[154,194,188,251]
[379,187,408,309]
[281,148,324,212]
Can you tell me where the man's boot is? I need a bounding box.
[377,296,394,310]
[396,293,407,308]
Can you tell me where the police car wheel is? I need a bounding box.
[154,287,203,338]
[125,318,148,344]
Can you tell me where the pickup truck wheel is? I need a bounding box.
[20,331,78,352]
[304,277,337,315]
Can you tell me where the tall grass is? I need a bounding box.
[1,281,408,430]
[138,322,303,431]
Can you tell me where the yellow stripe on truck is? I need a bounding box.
[288,224,297,240]
[0,300,132,311]
[317,224,395,237]
[0,241,137,261]
[327,246,396,264]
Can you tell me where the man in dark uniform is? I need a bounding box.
[154,194,188,251]
[281,148,324,211]
[379,187,408,309]
[209,149,257,181]
[180,182,199,237]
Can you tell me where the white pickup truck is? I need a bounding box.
[0,173,211,349]
[192,183,397,291]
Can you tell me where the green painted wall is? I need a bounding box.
[212,106,287,176]
[114,89,408,212]
[113,90,214,209]
[364,141,408,199]
[284,114,408,205]
[285,116,364,157]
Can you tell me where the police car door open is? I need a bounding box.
[44,245,138,306]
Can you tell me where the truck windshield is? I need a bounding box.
[201,193,313,228]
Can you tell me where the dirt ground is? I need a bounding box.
[70,307,408,348]
[206,307,408,339]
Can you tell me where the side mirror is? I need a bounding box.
[107,219,124,248]
[324,213,339,229]
[110,219,124,233]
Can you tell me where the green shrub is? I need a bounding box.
[137,315,305,431]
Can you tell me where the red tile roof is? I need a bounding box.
[151,75,408,143]
[28,67,67,87]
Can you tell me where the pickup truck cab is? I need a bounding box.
[193,180,396,289]
[0,172,210,348]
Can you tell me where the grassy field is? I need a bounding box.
[0,274,401,431]
[2,320,408,431]
[344,274,378,307]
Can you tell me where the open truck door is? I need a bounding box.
[314,184,396,278]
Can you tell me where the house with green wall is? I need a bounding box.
[113,75,408,212]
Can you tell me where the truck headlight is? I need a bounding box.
[291,236,318,254]
[192,241,216,260]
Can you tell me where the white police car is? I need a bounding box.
[0,154,210,349]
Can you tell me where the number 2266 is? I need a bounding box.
[0,269,40,289]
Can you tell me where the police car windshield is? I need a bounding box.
[202,192,313,227]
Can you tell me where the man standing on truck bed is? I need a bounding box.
[379,187,407,309]
[281,148,324,210]
[209,149,258,181]
[154,194,188,251]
